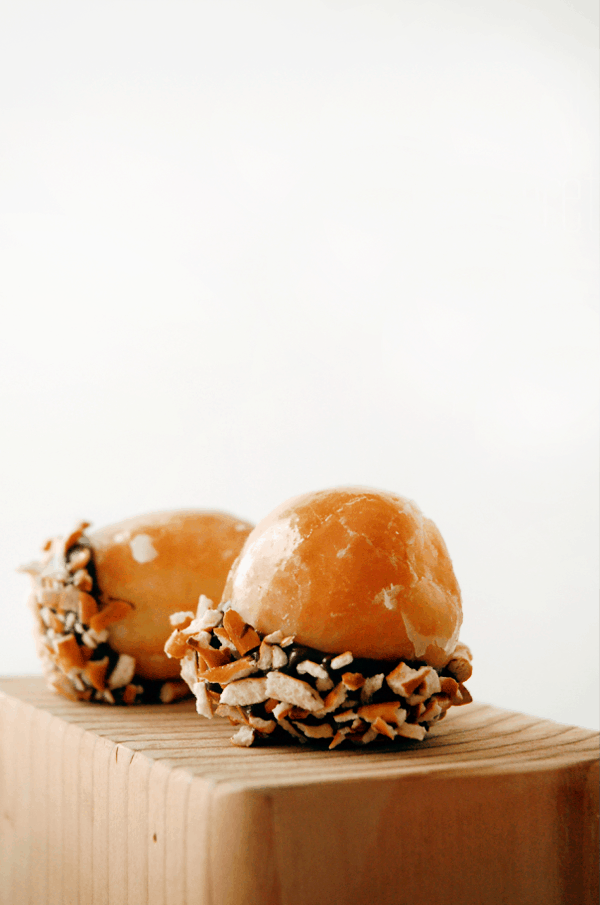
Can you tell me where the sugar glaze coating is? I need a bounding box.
[222,488,462,667]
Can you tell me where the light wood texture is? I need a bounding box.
[1,676,598,905]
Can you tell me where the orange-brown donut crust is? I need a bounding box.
[221,488,462,667]
[91,510,252,681]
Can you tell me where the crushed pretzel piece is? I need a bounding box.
[169,610,196,629]
[266,671,325,712]
[273,701,293,720]
[270,645,288,668]
[176,616,214,639]
[223,609,261,656]
[440,675,460,697]
[67,547,91,572]
[356,726,378,745]
[316,674,335,693]
[432,692,452,714]
[329,728,350,749]
[70,672,86,692]
[396,722,427,741]
[315,682,347,716]
[231,725,255,747]
[277,718,306,741]
[180,649,199,688]
[122,684,138,704]
[48,611,64,634]
[61,523,91,554]
[257,641,273,671]
[287,707,310,720]
[215,703,244,721]
[295,722,334,739]
[108,654,136,689]
[456,683,473,705]
[201,655,258,685]
[197,647,232,670]
[220,677,269,707]
[48,671,81,701]
[342,672,365,691]
[196,608,224,631]
[187,630,212,651]
[191,681,213,717]
[297,660,329,681]
[212,626,238,653]
[248,714,277,734]
[36,587,61,608]
[164,630,191,660]
[57,585,84,614]
[83,656,110,691]
[334,709,358,723]
[386,662,429,697]
[446,645,473,683]
[360,673,384,703]
[331,652,353,670]
[72,569,93,592]
[264,698,279,714]
[196,594,215,617]
[55,634,86,671]
[372,716,397,740]
[280,636,295,647]
[81,628,109,649]
[416,699,443,723]
[263,630,284,644]
[89,599,132,633]
[406,668,441,704]
[357,701,406,727]
[77,591,98,625]
[159,680,190,704]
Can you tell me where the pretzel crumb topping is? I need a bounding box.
[164,604,473,748]
[23,522,193,706]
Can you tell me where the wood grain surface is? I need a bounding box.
[1,676,598,905]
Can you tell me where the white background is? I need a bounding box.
[1,0,598,730]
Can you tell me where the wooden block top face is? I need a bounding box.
[1,676,598,791]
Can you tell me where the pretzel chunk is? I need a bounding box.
[219,677,269,707]
[446,642,473,683]
[357,701,406,728]
[397,722,427,741]
[342,672,365,691]
[83,657,110,691]
[372,717,397,740]
[108,654,136,689]
[223,609,261,656]
[55,634,86,672]
[266,672,325,712]
[89,599,132,633]
[169,611,196,630]
[330,652,353,670]
[386,662,429,697]
[231,725,255,747]
[295,722,334,739]
[201,655,258,685]
[192,681,214,719]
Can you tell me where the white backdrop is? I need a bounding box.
[1,0,598,730]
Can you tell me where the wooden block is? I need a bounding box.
[0,676,598,905]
